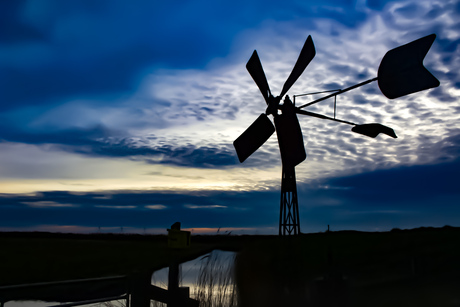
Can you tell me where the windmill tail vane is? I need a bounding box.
[233,33,440,236]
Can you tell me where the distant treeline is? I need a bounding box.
[0,225,458,241]
[0,231,167,241]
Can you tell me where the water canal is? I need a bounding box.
[2,250,237,307]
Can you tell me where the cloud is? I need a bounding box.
[366,0,389,10]
[76,140,241,169]
[0,1,241,110]
[0,125,241,169]
[0,123,112,147]
[145,205,167,210]
[394,2,422,18]
[184,204,228,209]
[1,0,459,178]
[95,205,137,209]
[1,0,372,111]
[2,160,459,233]
[21,201,78,208]
[326,156,460,203]
[0,189,281,230]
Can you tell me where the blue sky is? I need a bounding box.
[1,0,459,234]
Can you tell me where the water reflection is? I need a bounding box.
[4,302,55,307]
[4,299,127,307]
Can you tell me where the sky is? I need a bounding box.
[0,0,459,235]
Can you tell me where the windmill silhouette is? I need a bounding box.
[233,34,439,235]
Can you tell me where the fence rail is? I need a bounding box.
[0,272,198,307]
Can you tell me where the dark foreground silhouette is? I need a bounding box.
[235,226,460,307]
[1,226,460,306]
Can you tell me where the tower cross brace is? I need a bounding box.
[279,166,300,235]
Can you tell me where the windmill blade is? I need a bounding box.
[233,114,275,163]
[246,51,272,104]
[378,34,440,99]
[351,123,397,138]
[280,35,316,97]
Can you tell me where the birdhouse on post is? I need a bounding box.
[167,222,191,249]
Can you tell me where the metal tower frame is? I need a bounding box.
[279,166,300,235]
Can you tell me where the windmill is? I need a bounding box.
[233,34,440,236]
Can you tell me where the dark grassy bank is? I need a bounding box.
[1,226,460,306]
[235,226,460,307]
[0,231,258,287]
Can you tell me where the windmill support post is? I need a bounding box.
[279,166,300,235]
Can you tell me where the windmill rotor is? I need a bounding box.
[234,35,316,165]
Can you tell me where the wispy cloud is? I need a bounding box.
[184,204,228,209]
[145,205,167,210]
[95,205,137,209]
[21,201,78,208]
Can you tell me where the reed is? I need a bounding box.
[193,250,237,307]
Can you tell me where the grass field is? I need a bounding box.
[1,226,460,306]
